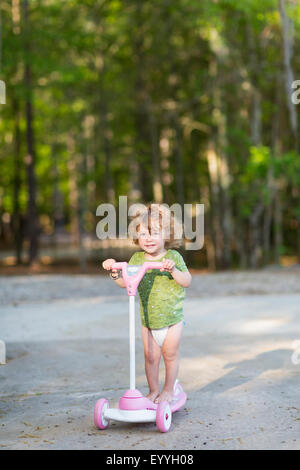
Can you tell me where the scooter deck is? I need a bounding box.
[142,388,186,413]
[103,390,186,424]
[103,382,187,424]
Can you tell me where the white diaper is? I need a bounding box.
[151,326,169,347]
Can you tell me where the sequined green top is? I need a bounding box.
[128,249,189,329]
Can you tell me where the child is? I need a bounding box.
[102,204,192,404]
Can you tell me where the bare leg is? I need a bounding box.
[141,325,161,402]
[155,321,183,403]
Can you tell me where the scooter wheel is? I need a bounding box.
[94,398,110,430]
[156,401,172,432]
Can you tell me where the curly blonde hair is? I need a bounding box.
[128,203,183,249]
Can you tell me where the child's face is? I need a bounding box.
[137,223,165,255]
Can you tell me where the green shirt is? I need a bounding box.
[128,249,189,329]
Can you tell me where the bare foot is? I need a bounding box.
[154,389,174,404]
[146,390,160,402]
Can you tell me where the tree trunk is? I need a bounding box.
[147,98,163,203]
[235,218,248,269]
[247,20,264,268]
[67,134,79,241]
[52,145,64,244]
[133,2,152,203]
[189,122,202,204]
[279,0,298,151]
[171,112,185,208]
[263,194,273,265]
[202,184,216,271]
[98,92,115,205]
[249,203,264,269]
[208,32,233,269]
[274,190,283,265]
[23,0,39,265]
[67,133,87,272]
[206,137,222,268]
[212,97,232,269]
[77,150,87,273]
[264,73,281,265]
[12,98,23,264]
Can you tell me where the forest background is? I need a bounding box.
[0,0,300,273]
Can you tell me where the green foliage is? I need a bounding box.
[0,0,299,267]
[242,146,271,182]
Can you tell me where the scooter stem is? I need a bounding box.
[129,295,135,390]
[111,261,164,391]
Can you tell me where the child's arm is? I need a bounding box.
[171,267,192,288]
[161,258,192,288]
[102,258,126,288]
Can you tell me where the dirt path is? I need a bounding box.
[1,270,300,449]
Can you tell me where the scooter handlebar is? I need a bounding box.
[143,262,163,270]
[111,261,163,270]
[111,262,126,269]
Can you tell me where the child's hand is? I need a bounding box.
[160,258,175,273]
[102,258,116,271]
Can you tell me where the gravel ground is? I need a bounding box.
[1,267,300,305]
[1,268,300,450]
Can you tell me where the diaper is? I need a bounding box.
[150,320,186,348]
[151,326,169,348]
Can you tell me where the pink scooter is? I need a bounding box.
[94,261,187,433]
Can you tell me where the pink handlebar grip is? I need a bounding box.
[143,262,163,269]
[111,262,126,269]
